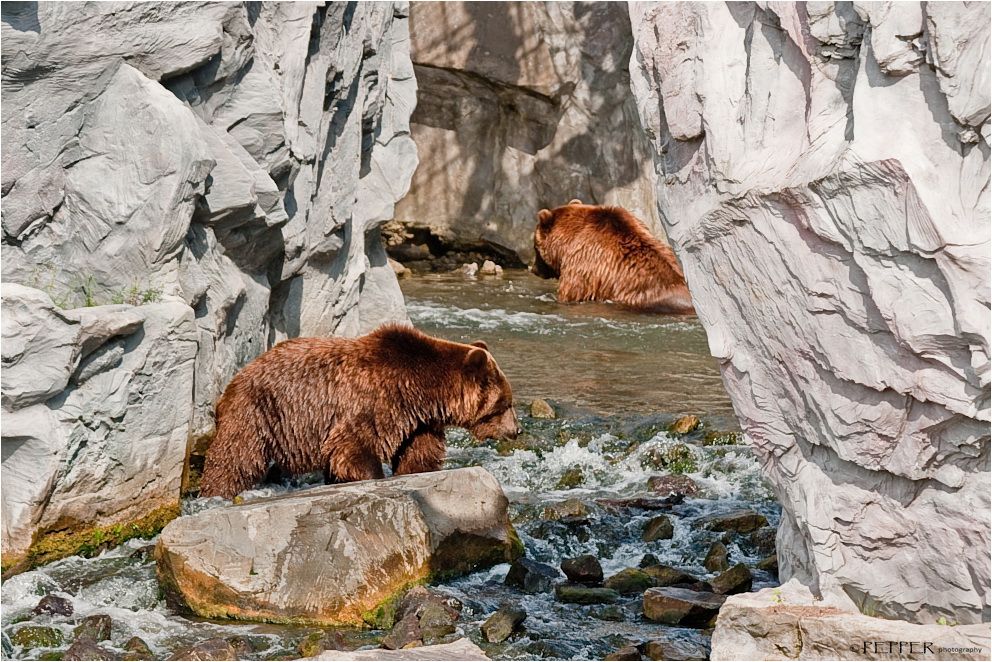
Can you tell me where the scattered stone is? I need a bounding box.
[701,431,743,446]
[647,474,698,496]
[540,498,589,521]
[495,437,528,455]
[748,527,777,556]
[642,514,674,542]
[381,614,422,651]
[589,605,626,621]
[639,553,661,568]
[554,585,620,605]
[640,638,709,661]
[529,398,556,419]
[642,564,698,587]
[703,541,730,573]
[669,415,701,434]
[396,586,459,624]
[313,639,489,660]
[167,637,238,660]
[64,637,119,661]
[479,260,503,277]
[74,614,112,642]
[419,603,458,642]
[298,632,341,658]
[643,443,698,473]
[757,554,778,574]
[557,468,584,488]
[389,258,412,279]
[642,587,727,627]
[604,568,654,595]
[33,595,73,617]
[700,510,768,534]
[597,495,682,511]
[560,554,603,584]
[480,606,526,643]
[605,645,643,660]
[709,563,753,595]
[123,637,155,661]
[10,626,65,649]
[128,545,158,561]
[505,558,560,593]
[456,262,479,277]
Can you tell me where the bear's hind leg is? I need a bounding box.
[392,426,446,475]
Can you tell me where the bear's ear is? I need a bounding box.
[465,347,490,373]
[568,199,583,205]
[537,209,553,223]
[470,340,489,351]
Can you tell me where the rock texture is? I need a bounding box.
[310,639,489,661]
[155,468,522,626]
[391,1,663,261]
[629,1,990,624]
[711,580,992,661]
[1,2,417,569]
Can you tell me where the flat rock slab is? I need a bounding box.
[643,587,727,627]
[310,639,489,660]
[156,468,521,625]
[712,581,991,660]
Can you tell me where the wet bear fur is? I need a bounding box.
[532,200,695,314]
[199,324,521,499]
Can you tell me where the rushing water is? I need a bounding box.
[1,270,779,661]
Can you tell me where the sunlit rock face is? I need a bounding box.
[393,1,663,261]
[628,1,990,624]
[1,2,416,569]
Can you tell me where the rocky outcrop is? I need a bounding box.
[391,1,662,262]
[629,2,990,624]
[309,639,489,661]
[155,468,523,626]
[1,2,416,570]
[711,581,992,661]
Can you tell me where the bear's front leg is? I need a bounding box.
[322,428,386,483]
[392,425,446,475]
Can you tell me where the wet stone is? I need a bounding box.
[642,564,698,587]
[381,614,422,650]
[604,568,655,595]
[640,638,709,661]
[701,509,769,534]
[639,553,661,568]
[73,614,112,642]
[642,514,674,542]
[541,498,589,521]
[505,557,560,593]
[65,637,119,661]
[647,474,698,496]
[419,602,458,642]
[10,625,65,649]
[128,545,157,561]
[167,638,238,661]
[529,398,556,419]
[710,563,753,595]
[561,554,603,584]
[396,586,459,623]
[123,636,155,659]
[669,415,701,434]
[597,495,683,511]
[554,585,620,605]
[481,606,526,643]
[226,635,254,655]
[33,594,73,617]
[557,468,584,488]
[757,553,778,574]
[642,587,727,627]
[703,541,730,573]
[749,526,777,556]
[606,645,643,660]
[590,605,626,621]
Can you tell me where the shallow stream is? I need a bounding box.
[1,270,780,661]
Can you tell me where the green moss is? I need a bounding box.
[361,585,416,629]
[557,468,584,489]
[2,503,180,578]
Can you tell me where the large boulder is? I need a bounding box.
[309,639,489,661]
[391,1,663,261]
[711,580,992,661]
[629,1,990,624]
[155,467,522,626]
[1,2,417,571]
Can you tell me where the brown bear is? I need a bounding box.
[199,324,521,499]
[532,200,695,314]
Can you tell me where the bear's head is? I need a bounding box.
[532,200,583,278]
[460,341,521,442]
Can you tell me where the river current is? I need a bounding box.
[1,270,779,661]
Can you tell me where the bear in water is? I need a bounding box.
[532,200,694,314]
[199,324,520,499]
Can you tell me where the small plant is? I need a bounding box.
[936,616,957,626]
[771,587,784,604]
[110,280,163,306]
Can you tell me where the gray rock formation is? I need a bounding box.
[628,1,990,624]
[391,1,662,262]
[309,639,489,661]
[711,580,991,661]
[1,2,416,570]
[155,468,523,626]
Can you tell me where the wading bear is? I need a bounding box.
[199,324,521,499]
[532,200,695,314]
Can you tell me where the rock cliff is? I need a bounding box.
[1,2,416,571]
[628,1,990,624]
[392,1,662,262]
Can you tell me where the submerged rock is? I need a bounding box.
[703,541,730,573]
[642,564,698,587]
[481,606,526,643]
[540,498,588,521]
[504,558,560,593]
[642,587,727,627]
[73,614,112,642]
[709,564,753,595]
[33,594,73,617]
[554,585,620,605]
[156,468,521,626]
[298,632,347,657]
[64,637,119,661]
[642,514,674,542]
[10,625,64,649]
[700,510,769,535]
[604,569,655,595]
[639,553,662,568]
[560,554,603,585]
[167,638,237,661]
